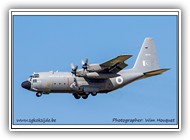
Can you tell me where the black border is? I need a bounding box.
[10,10,180,130]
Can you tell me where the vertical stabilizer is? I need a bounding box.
[133,38,160,72]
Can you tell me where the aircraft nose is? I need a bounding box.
[21,81,31,90]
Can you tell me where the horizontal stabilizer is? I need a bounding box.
[143,68,170,77]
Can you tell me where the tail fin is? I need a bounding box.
[133,37,160,72]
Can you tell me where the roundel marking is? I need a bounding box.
[116,76,123,85]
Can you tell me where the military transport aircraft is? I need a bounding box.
[21,38,169,99]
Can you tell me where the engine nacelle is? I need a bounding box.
[85,72,119,79]
[87,64,103,72]
[83,86,99,93]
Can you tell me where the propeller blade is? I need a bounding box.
[70,63,78,75]
[81,60,85,65]
[70,63,74,69]
[85,58,88,64]
[75,65,78,71]
[82,58,89,70]
[73,77,78,86]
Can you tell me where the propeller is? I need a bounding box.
[70,63,78,76]
[73,77,78,86]
[81,58,88,71]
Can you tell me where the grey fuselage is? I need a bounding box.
[27,69,143,95]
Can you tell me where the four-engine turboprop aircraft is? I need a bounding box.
[21,38,169,99]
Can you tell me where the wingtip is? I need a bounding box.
[122,54,133,57]
[118,54,133,58]
[164,68,170,71]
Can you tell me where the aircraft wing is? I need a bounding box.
[100,55,132,73]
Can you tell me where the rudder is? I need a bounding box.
[133,38,160,72]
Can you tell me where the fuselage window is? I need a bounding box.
[33,79,37,83]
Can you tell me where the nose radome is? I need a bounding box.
[21,81,31,90]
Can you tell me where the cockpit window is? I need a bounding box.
[30,74,39,78]
[34,74,39,78]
